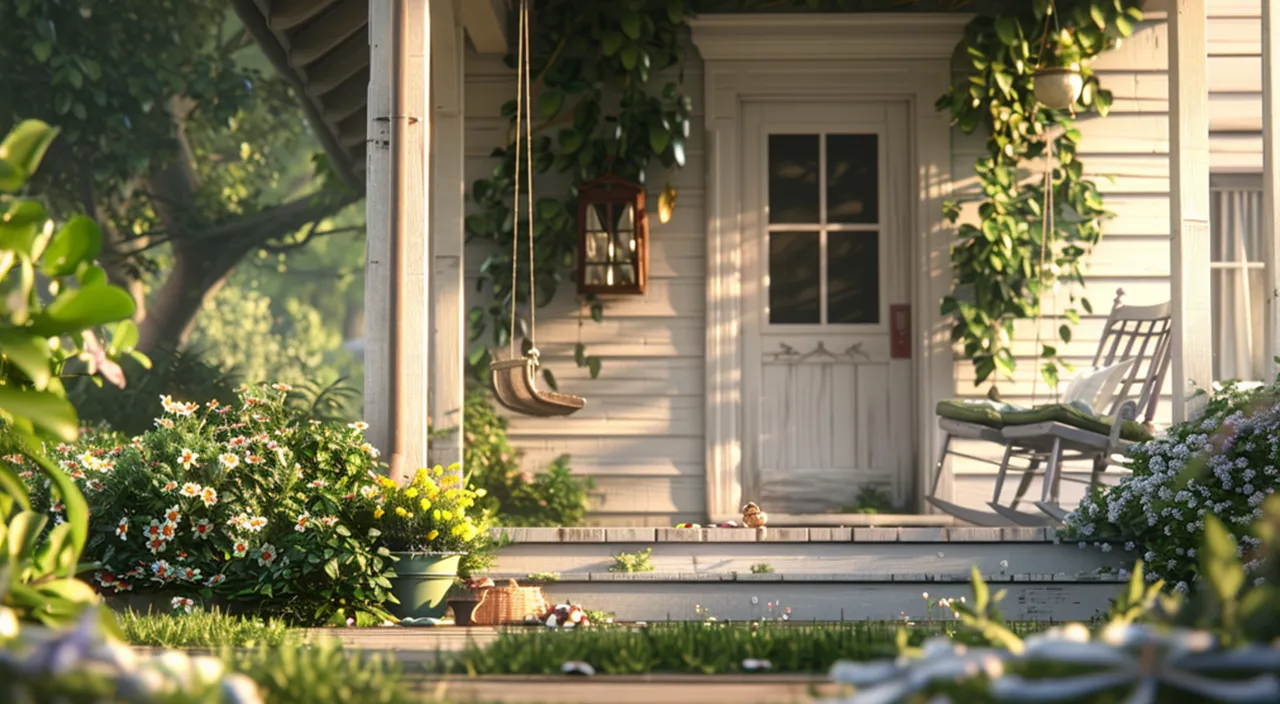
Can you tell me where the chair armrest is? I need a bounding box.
[1108,400,1139,447]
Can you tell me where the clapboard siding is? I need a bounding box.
[463,43,707,526]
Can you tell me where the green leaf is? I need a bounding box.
[971,566,990,611]
[541,368,558,391]
[619,10,642,39]
[324,558,341,580]
[574,342,586,366]
[1058,324,1072,344]
[0,330,53,389]
[1114,15,1134,37]
[602,30,625,56]
[107,320,139,356]
[1202,516,1245,602]
[31,41,52,63]
[586,357,601,379]
[40,216,103,277]
[27,284,136,337]
[0,389,78,441]
[1090,5,1107,29]
[994,17,1019,46]
[9,511,48,562]
[539,92,565,119]
[649,128,671,155]
[0,120,59,189]
[619,45,638,71]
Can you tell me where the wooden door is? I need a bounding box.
[741,101,914,515]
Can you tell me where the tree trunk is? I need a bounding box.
[135,240,244,354]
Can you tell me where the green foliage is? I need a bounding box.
[115,607,294,648]
[465,0,694,383]
[3,1,358,358]
[750,562,774,574]
[0,119,144,629]
[70,344,242,437]
[610,547,655,573]
[224,638,412,704]
[459,391,594,526]
[189,283,359,408]
[1064,378,1280,591]
[841,484,902,514]
[15,384,399,626]
[938,0,1143,390]
[436,620,1050,675]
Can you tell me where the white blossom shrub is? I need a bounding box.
[1064,381,1280,590]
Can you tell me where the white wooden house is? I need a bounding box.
[235,0,1280,528]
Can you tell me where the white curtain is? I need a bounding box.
[1210,187,1268,383]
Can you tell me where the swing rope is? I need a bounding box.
[508,0,537,362]
[1030,135,1055,408]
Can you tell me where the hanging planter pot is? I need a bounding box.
[1033,65,1084,111]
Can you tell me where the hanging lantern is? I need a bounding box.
[576,171,648,295]
[1033,65,1084,111]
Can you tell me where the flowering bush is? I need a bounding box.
[372,465,495,576]
[1065,380,1280,591]
[10,383,399,625]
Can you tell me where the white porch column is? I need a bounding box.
[1167,0,1212,422]
[429,0,466,471]
[1264,0,1280,377]
[365,0,432,481]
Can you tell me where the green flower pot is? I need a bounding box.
[388,552,462,620]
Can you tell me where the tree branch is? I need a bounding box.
[259,224,365,254]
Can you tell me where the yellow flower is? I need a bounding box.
[448,462,461,473]
[414,467,428,484]
[394,506,411,519]
[445,488,459,500]
[419,498,431,511]
[432,510,441,521]
[403,487,419,499]
[451,524,466,537]
[426,530,439,541]
[377,476,397,489]
[433,466,443,477]
[476,488,488,498]
[373,507,385,519]
[441,510,453,521]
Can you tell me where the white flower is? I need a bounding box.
[828,638,1007,703]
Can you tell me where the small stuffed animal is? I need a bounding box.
[741,502,768,528]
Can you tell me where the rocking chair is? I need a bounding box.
[926,289,1173,526]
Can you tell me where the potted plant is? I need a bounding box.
[373,465,493,620]
[1033,28,1084,111]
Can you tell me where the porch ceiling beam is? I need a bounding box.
[290,0,368,67]
[462,0,508,54]
[305,30,370,96]
[267,0,343,32]
[1265,0,1280,377]
[1167,0,1213,422]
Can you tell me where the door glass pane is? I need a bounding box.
[768,134,820,224]
[768,231,820,324]
[826,134,879,224]
[827,231,879,324]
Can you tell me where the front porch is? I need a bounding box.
[232,0,1280,527]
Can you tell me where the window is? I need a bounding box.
[1210,176,1267,382]
[765,132,880,325]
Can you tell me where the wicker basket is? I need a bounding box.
[469,579,549,626]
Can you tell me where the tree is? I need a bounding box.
[0,0,361,355]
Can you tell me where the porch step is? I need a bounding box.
[489,531,1133,623]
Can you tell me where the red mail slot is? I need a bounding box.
[890,304,911,359]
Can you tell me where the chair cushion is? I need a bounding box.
[936,399,1153,443]
[935,398,1021,428]
[1061,358,1138,415]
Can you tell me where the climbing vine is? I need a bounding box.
[468,0,1142,393]
[938,0,1144,392]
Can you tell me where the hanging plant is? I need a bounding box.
[938,0,1143,393]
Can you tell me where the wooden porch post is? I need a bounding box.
[1167,0,1212,422]
[1264,0,1280,377]
[429,0,466,471]
[366,0,432,481]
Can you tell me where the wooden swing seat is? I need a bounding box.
[489,355,585,418]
